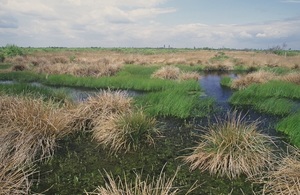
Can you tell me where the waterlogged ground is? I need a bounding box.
[31,118,258,195]
[28,72,275,195]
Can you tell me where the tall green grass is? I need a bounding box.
[276,111,300,147]
[229,81,300,115]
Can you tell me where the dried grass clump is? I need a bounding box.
[231,71,277,89]
[261,148,300,194]
[0,95,73,164]
[93,110,158,153]
[179,72,200,81]
[151,66,181,80]
[0,158,33,195]
[279,72,300,85]
[152,66,200,81]
[85,168,189,195]
[183,111,275,179]
[36,63,122,77]
[71,90,133,131]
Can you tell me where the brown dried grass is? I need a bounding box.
[279,72,300,85]
[0,95,73,164]
[85,167,194,195]
[231,71,277,89]
[183,111,275,180]
[71,90,133,131]
[151,66,181,80]
[0,158,33,195]
[92,110,157,153]
[261,147,300,195]
[36,63,122,77]
[151,66,200,81]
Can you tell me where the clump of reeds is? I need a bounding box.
[93,110,158,153]
[85,167,194,195]
[260,147,300,194]
[231,70,276,89]
[183,111,275,179]
[151,66,200,81]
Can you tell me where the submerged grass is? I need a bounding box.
[183,111,276,180]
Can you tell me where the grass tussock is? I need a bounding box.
[151,66,200,81]
[231,70,276,89]
[183,111,275,179]
[85,167,192,195]
[261,147,300,195]
[0,95,73,194]
[71,90,133,130]
[0,95,73,165]
[36,63,122,77]
[0,159,33,195]
[231,70,300,90]
[93,110,158,153]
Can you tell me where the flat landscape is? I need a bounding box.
[0,46,300,195]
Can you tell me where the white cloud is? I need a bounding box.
[0,0,300,49]
[281,0,300,3]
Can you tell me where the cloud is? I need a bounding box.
[281,0,300,3]
[0,0,300,49]
[0,15,18,28]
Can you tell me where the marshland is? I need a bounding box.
[1,45,300,195]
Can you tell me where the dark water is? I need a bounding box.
[199,72,286,144]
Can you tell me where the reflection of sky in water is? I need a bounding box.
[0,81,142,102]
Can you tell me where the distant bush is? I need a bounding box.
[3,45,25,57]
[0,52,5,62]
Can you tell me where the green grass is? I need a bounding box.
[0,83,70,102]
[136,87,213,118]
[220,76,232,88]
[229,81,300,115]
[0,65,207,118]
[0,63,12,69]
[276,111,300,147]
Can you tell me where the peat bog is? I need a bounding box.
[0,47,300,195]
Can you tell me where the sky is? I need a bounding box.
[1,0,300,49]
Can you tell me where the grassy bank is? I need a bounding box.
[0,65,205,118]
[276,111,300,147]
[229,81,300,115]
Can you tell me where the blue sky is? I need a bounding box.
[1,0,300,49]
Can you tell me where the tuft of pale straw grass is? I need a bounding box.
[279,72,300,85]
[0,95,73,165]
[260,147,300,195]
[71,90,133,131]
[231,71,277,89]
[85,166,196,195]
[92,110,158,154]
[183,111,275,180]
[151,66,181,80]
[151,66,200,81]
[0,158,34,195]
